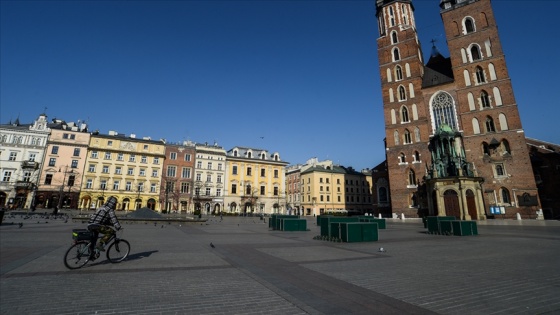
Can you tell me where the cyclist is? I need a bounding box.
[88,196,122,255]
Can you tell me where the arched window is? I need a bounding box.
[401,106,409,122]
[398,86,407,101]
[413,151,420,162]
[395,65,403,80]
[389,6,395,27]
[414,127,420,142]
[393,47,400,61]
[501,187,511,204]
[501,139,511,154]
[499,113,508,131]
[403,129,412,144]
[470,45,482,61]
[465,17,475,33]
[431,92,458,131]
[247,151,252,158]
[472,118,480,134]
[481,90,491,108]
[378,187,388,203]
[485,116,496,132]
[399,153,406,164]
[408,169,416,186]
[495,164,505,176]
[391,31,398,44]
[394,130,399,145]
[475,66,486,83]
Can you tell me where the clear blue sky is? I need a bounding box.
[2,0,559,170]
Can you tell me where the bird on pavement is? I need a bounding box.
[210,242,215,248]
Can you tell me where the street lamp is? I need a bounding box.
[57,166,74,211]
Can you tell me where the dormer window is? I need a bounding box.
[233,150,238,157]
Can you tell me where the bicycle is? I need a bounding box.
[64,226,130,270]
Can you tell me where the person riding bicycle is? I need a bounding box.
[88,196,121,253]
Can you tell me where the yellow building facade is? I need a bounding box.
[224,147,288,215]
[78,132,166,212]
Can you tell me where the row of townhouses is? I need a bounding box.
[0,113,374,216]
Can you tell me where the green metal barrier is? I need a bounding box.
[281,218,307,231]
[426,216,456,234]
[321,217,359,236]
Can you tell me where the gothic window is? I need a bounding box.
[391,31,398,44]
[394,130,399,145]
[501,139,511,154]
[498,113,509,131]
[475,66,486,84]
[413,151,420,162]
[402,4,409,25]
[501,187,511,204]
[399,153,406,164]
[481,90,491,108]
[378,187,388,203]
[495,163,505,177]
[472,118,481,134]
[389,6,395,27]
[398,86,406,101]
[470,45,482,61]
[431,92,458,131]
[393,47,400,62]
[401,106,409,122]
[403,129,412,144]
[395,65,403,80]
[408,169,416,186]
[485,116,496,132]
[465,17,475,34]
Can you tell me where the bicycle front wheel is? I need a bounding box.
[64,241,92,269]
[106,239,130,263]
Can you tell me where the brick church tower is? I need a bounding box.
[375,0,540,219]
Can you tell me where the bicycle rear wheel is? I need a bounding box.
[106,239,130,263]
[64,241,92,269]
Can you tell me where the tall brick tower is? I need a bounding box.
[375,0,540,219]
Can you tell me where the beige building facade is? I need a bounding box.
[78,131,166,211]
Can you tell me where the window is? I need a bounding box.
[129,154,136,162]
[260,186,265,195]
[143,144,148,150]
[113,180,120,190]
[401,106,409,122]
[431,92,458,131]
[398,86,407,101]
[232,184,237,194]
[73,148,80,156]
[107,140,113,146]
[170,152,177,160]
[141,156,147,163]
[167,166,176,177]
[128,167,134,175]
[88,164,96,172]
[485,116,496,132]
[246,184,252,195]
[217,163,223,171]
[414,151,420,162]
[150,183,157,193]
[501,187,511,204]
[152,169,158,177]
[399,153,406,164]
[395,65,403,81]
[495,163,505,177]
[205,188,211,196]
[197,161,202,168]
[181,182,190,193]
[86,179,93,189]
[207,162,212,170]
[28,153,37,162]
[216,188,221,197]
[102,165,109,173]
[274,187,279,196]
[247,167,252,176]
[51,146,59,154]
[481,90,491,108]
[465,17,475,33]
[393,47,400,61]
[126,181,132,191]
[91,151,98,158]
[403,129,412,144]
[391,31,398,44]
[260,168,266,177]
[100,180,107,190]
[216,174,222,183]
[139,168,146,176]
[182,167,191,178]
[71,160,79,168]
[117,153,124,161]
[408,169,416,186]
[153,157,159,164]
[206,174,212,182]
[137,183,144,192]
[67,175,75,187]
[104,152,111,160]
[49,158,56,166]
[482,142,490,155]
[9,152,18,161]
[185,154,191,161]
[274,170,279,178]
[247,152,252,158]
[232,165,238,175]
[470,45,481,61]
[44,174,52,184]
[475,66,486,84]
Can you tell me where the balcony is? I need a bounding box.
[22,161,39,169]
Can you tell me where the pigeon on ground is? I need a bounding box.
[18,223,23,228]
[210,243,215,248]
[378,247,386,253]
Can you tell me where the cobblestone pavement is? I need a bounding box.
[1,213,560,314]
